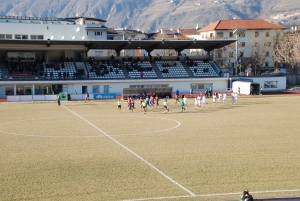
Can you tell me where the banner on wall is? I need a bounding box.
[94,93,116,99]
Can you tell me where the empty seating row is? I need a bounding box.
[156,61,189,78]
[190,61,218,77]
[43,62,77,79]
[86,62,125,79]
[125,61,157,78]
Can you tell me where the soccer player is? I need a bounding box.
[175,89,179,104]
[163,98,169,114]
[180,98,185,112]
[212,92,216,106]
[85,92,90,102]
[142,100,147,114]
[183,95,188,109]
[218,92,222,102]
[201,95,206,108]
[234,92,238,104]
[194,98,198,109]
[231,92,235,104]
[127,97,132,110]
[222,92,227,104]
[140,97,144,109]
[117,99,121,112]
[155,95,159,107]
[196,95,201,107]
[131,98,135,111]
[145,96,150,108]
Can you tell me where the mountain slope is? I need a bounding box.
[0,0,299,32]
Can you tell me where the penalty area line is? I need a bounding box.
[62,106,196,197]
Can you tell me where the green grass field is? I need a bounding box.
[1,96,300,201]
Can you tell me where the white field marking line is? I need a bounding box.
[121,189,300,201]
[0,115,180,138]
[62,106,195,196]
[83,114,181,136]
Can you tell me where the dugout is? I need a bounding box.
[232,81,260,95]
[122,87,173,100]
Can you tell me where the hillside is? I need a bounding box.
[0,0,299,32]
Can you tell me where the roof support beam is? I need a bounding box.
[175,42,192,55]
[145,43,161,54]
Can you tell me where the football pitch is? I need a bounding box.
[1,96,300,201]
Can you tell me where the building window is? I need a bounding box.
[16,85,32,95]
[0,34,12,39]
[239,51,244,58]
[265,61,269,67]
[217,32,224,38]
[209,33,214,38]
[255,42,259,47]
[265,51,269,57]
[5,86,14,95]
[190,83,205,90]
[95,32,102,36]
[30,35,44,40]
[265,31,270,37]
[264,81,277,88]
[229,32,233,38]
[255,32,259,37]
[15,34,28,39]
[239,33,245,37]
[93,85,100,93]
[264,42,271,47]
[201,34,204,39]
[229,52,234,58]
[239,42,246,47]
[87,32,88,35]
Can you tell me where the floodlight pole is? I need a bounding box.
[233,28,246,76]
[235,34,238,76]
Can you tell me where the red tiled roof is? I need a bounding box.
[148,31,191,40]
[198,19,286,32]
[180,28,202,35]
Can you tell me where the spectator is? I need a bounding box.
[240,189,253,201]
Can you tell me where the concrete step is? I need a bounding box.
[180,61,195,78]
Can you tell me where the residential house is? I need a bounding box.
[198,19,286,75]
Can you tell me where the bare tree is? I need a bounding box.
[245,30,274,75]
[273,29,300,74]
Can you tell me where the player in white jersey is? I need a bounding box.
[231,92,235,104]
[183,95,188,109]
[212,92,217,106]
[218,92,222,102]
[196,95,201,107]
[194,98,198,109]
[201,95,206,108]
[222,93,227,104]
[234,92,238,103]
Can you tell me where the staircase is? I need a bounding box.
[0,64,10,80]
[121,67,131,79]
[180,61,195,78]
[150,62,163,79]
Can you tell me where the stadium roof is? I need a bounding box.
[0,39,236,52]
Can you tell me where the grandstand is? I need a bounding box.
[85,61,125,79]
[43,62,77,80]
[189,60,218,77]
[156,60,189,78]
[125,61,158,79]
